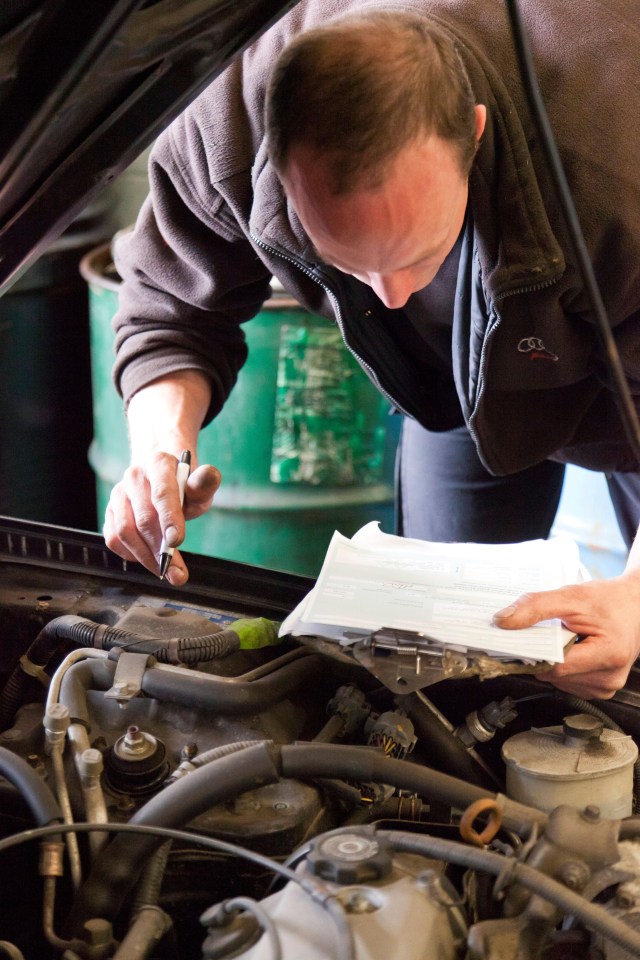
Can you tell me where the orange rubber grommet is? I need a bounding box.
[459,797,502,847]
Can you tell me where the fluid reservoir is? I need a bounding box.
[501,713,637,819]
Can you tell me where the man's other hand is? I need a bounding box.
[492,572,640,699]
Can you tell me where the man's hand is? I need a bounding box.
[103,452,221,584]
[492,571,640,699]
[102,370,218,584]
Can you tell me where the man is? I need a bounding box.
[104,0,640,700]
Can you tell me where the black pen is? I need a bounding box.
[159,450,191,579]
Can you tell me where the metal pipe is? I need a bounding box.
[69,727,109,856]
[50,746,82,889]
[48,650,111,859]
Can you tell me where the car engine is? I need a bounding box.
[2,517,640,960]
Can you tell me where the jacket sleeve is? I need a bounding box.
[112,109,273,426]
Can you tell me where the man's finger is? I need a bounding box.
[163,550,189,586]
[492,587,583,630]
[149,453,191,546]
[107,480,160,571]
[184,464,222,517]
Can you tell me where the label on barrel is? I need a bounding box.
[270,323,387,486]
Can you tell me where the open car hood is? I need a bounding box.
[0,0,298,295]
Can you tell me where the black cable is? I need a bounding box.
[504,0,640,460]
[0,616,182,729]
[0,614,281,729]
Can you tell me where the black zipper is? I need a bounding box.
[493,274,562,303]
[250,232,414,418]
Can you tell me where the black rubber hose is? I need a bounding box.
[66,742,282,933]
[139,656,324,714]
[618,817,640,840]
[282,742,488,812]
[345,796,429,825]
[0,670,27,731]
[279,743,546,836]
[396,692,500,791]
[58,655,325,723]
[0,746,62,826]
[166,741,263,785]
[0,616,76,727]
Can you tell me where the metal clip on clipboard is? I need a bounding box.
[347,627,554,695]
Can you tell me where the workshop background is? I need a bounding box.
[0,149,628,580]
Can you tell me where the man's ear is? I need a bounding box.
[474,104,487,142]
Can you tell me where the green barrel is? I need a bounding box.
[81,244,398,577]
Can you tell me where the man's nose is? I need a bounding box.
[369,272,414,309]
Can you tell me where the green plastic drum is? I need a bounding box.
[81,244,398,577]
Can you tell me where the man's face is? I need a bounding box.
[281,109,485,310]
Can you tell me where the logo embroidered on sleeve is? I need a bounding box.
[517,337,558,362]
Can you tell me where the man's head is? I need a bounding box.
[266,10,480,193]
[265,10,486,309]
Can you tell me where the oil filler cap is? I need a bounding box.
[306,828,392,884]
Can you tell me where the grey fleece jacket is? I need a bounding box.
[113,0,640,476]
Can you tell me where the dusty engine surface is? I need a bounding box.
[3,518,640,960]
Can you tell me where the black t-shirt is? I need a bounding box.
[402,221,464,375]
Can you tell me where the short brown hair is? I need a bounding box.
[265,10,479,194]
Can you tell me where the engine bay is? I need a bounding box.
[2,517,640,960]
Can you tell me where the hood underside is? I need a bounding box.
[0,0,298,295]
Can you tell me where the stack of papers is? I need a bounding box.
[280,523,583,665]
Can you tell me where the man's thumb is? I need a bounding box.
[492,593,538,629]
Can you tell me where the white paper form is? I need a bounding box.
[281,523,581,663]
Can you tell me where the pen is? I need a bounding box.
[159,450,191,579]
